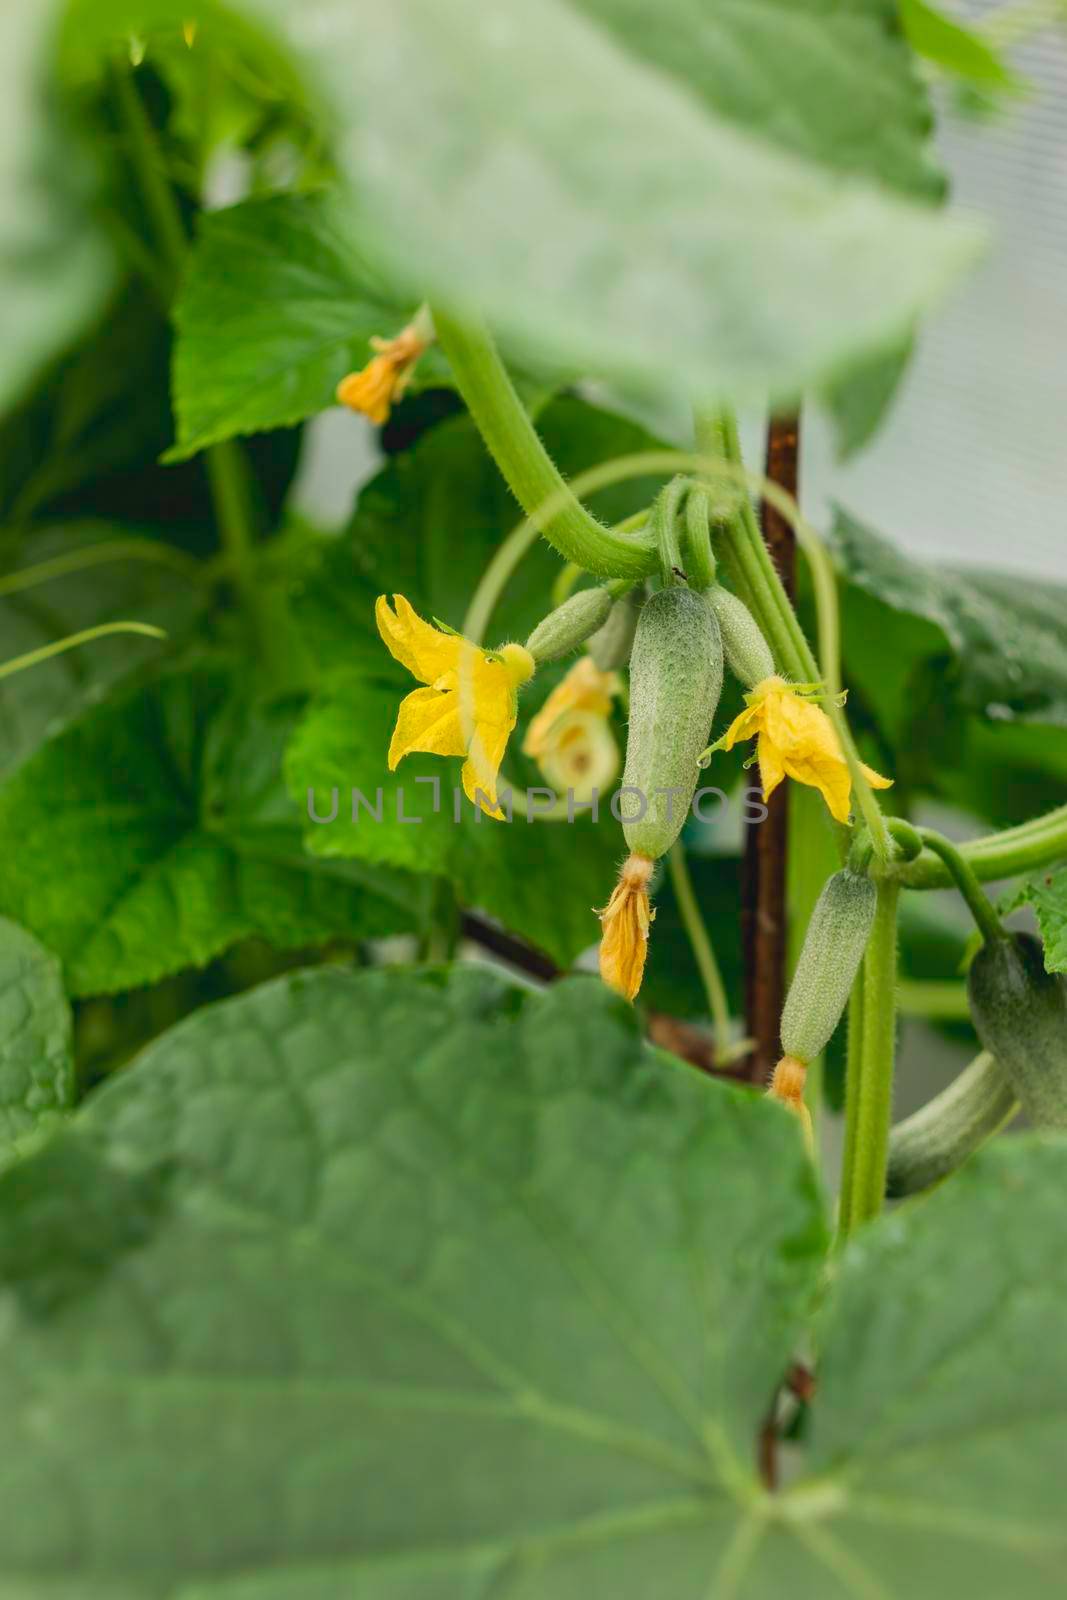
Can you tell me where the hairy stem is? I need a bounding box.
[838,878,900,1237]
[433,310,658,579]
[916,828,1007,946]
[896,803,1067,889]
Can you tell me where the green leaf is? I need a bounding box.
[823,340,914,460]
[900,0,1020,90]
[0,917,75,1159]
[787,1137,1067,1596]
[0,966,827,1594]
[832,508,1067,729]
[0,665,426,995]
[241,0,981,407]
[0,4,115,413]
[572,0,943,199]
[1001,863,1067,974]
[167,193,453,460]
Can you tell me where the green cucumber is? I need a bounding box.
[620,586,723,860]
[887,1051,1017,1198]
[967,932,1067,1127]
[781,868,877,1063]
[706,584,774,689]
[525,586,613,663]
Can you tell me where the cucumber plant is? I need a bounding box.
[0,2,1065,1596]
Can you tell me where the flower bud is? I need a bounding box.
[526,588,613,663]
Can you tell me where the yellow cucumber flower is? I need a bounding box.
[337,310,432,425]
[523,656,619,799]
[376,595,534,819]
[523,656,616,755]
[716,675,891,825]
[598,852,654,1002]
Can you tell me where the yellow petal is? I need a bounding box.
[719,699,765,752]
[387,686,468,769]
[860,761,894,791]
[755,729,786,805]
[461,713,515,819]
[337,323,429,424]
[523,656,616,758]
[337,355,400,424]
[376,595,462,686]
[598,853,654,1001]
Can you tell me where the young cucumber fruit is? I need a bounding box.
[526,586,613,663]
[967,932,1067,1127]
[780,868,877,1063]
[620,586,723,860]
[887,1051,1017,1197]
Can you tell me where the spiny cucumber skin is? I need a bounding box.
[621,587,723,861]
[588,587,643,671]
[525,587,613,663]
[967,933,1067,1128]
[781,869,877,1063]
[707,584,774,689]
[887,1051,1017,1198]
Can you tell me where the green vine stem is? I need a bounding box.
[433,310,658,579]
[114,61,277,665]
[0,539,203,599]
[838,878,900,1237]
[0,622,168,681]
[693,410,889,863]
[896,803,1067,888]
[915,828,1007,946]
[838,977,866,1238]
[667,843,741,1063]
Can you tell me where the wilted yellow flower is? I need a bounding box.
[535,712,619,799]
[716,675,891,824]
[768,1054,814,1148]
[376,595,534,818]
[523,657,619,799]
[598,853,654,1001]
[337,310,432,425]
[523,657,616,756]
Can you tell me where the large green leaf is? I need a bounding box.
[240,0,979,408]
[0,665,426,995]
[4,967,1067,1594]
[829,508,1067,821]
[0,917,75,1159]
[0,966,827,1595]
[167,193,454,460]
[0,4,114,413]
[572,0,942,199]
[831,507,1067,730]
[784,1138,1067,1597]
